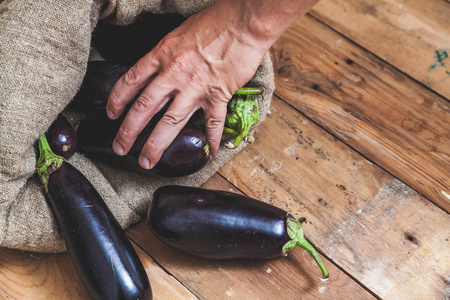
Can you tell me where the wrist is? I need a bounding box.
[228,0,319,50]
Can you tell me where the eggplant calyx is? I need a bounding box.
[36,134,64,192]
[282,213,329,280]
[223,94,260,149]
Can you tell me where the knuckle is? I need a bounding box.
[107,90,121,107]
[133,94,153,113]
[117,123,135,140]
[205,117,224,129]
[209,87,232,103]
[160,111,185,126]
[122,67,140,87]
[168,55,188,73]
[189,71,208,91]
[156,37,174,57]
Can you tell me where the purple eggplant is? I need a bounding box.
[36,134,152,300]
[70,61,129,112]
[46,113,78,159]
[148,185,329,280]
[92,13,186,65]
[76,113,210,178]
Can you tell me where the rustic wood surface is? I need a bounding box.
[270,14,450,212]
[0,242,197,300]
[219,96,450,299]
[311,0,450,99]
[1,0,449,299]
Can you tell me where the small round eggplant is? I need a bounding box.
[148,185,329,280]
[36,135,152,300]
[46,113,77,159]
[70,61,129,112]
[77,113,210,178]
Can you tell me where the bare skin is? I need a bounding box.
[106,0,320,169]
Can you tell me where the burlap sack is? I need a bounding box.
[0,0,274,253]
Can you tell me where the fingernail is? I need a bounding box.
[140,156,150,169]
[107,109,116,119]
[113,142,124,155]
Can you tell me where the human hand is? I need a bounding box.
[106,0,319,170]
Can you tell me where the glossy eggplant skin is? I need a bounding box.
[77,114,210,178]
[70,61,129,112]
[148,185,291,259]
[46,113,77,159]
[46,161,152,300]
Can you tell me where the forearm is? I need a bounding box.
[219,0,320,50]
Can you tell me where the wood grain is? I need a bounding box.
[311,0,450,99]
[133,245,198,300]
[269,14,450,212]
[0,247,89,299]
[128,174,376,300]
[217,97,450,299]
[0,241,197,300]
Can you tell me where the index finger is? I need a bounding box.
[106,54,160,120]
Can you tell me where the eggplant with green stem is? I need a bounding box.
[36,134,152,300]
[148,185,329,280]
[46,113,77,159]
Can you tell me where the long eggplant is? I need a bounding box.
[77,113,210,178]
[148,185,329,280]
[36,134,152,300]
[46,113,77,159]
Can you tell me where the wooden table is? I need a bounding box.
[1,0,449,299]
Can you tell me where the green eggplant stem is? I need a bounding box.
[224,94,260,148]
[234,87,264,95]
[282,214,329,280]
[36,134,64,192]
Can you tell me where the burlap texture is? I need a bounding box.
[0,0,274,253]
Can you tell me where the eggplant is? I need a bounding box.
[36,135,152,300]
[77,113,210,178]
[92,13,187,65]
[148,185,329,280]
[70,61,129,112]
[46,113,77,159]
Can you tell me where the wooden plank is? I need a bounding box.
[128,174,376,300]
[217,97,450,299]
[133,245,198,300]
[0,241,197,299]
[310,0,450,99]
[269,15,450,212]
[0,247,89,299]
